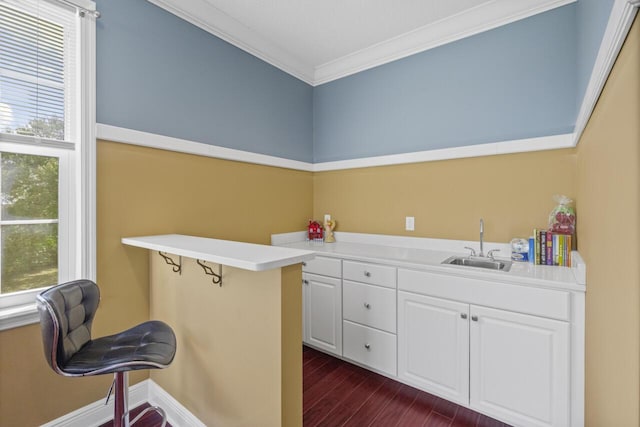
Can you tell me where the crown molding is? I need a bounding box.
[573,0,639,144]
[314,0,576,85]
[146,0,315,84]
[146,0,575,86]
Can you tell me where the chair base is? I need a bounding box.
[111,372,167,427]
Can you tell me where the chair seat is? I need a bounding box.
[61,320,176,375]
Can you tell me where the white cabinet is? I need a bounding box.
[343,280,396,333]
[398,291,469,405]
[341,261,397,375]
[343,260,397,288]
[303,256,342,277]
[470,305,569,427]
[398,274,571,427]
[279,235,583,427]
[303,273,342,355]
[343,320,397,376]
[302,256,342,356]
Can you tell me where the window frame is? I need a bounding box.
[0,0,96,331]
[0,142,73,305]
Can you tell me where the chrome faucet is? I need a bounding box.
[479,218,485,257]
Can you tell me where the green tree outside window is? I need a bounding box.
[1,118,61,293]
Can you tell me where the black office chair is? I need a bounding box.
[37,280,177,427]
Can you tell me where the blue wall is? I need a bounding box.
[576,0,615,110]
[95,1,613,164]
[313,4,578,162]
[96,0,314,162]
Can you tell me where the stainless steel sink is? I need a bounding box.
[442,255,513,272]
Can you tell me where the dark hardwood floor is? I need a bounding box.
[99,346,511,426]
[304,345,512,427]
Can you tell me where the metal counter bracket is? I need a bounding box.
[196,259,223,286]
[158,251,181,274]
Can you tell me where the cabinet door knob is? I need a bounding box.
[364,343,371,350]
[364,271,371,277]
[364,303,371,309]
[460,313,467,319]
[471,315,478,321]
[302,262,307,266]
[303,280,309,285]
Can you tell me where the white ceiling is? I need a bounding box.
[148,0,575,85]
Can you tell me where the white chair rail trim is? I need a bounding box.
[97,123,576,172]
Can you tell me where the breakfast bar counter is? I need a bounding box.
[122,234,315,272]
[122,234,315,427]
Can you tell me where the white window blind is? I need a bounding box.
[0,0,78,144]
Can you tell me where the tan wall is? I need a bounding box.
[0,141,312,426]
[314,149,577,243]
[576,17,640,427]
[281,264,303,427]
[149,257,302,426]
[0,324,114,426]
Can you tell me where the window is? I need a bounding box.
[0,0,96,330]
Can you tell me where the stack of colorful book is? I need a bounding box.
[532,229,573,267]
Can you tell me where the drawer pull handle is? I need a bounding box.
[460,313,467,319]
[364,271,371,277]
[471,315,478,322]
[364,302,371,309]
[364,343,371,350]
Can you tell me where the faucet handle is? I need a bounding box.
[487,249,500,260]
[464,246,476,257]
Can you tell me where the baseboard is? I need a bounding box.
[148,379,207,427]
[40,380,148,427]
[40,379,204,427]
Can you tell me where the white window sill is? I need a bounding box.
[0,303,39,331]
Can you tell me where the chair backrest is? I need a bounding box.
[37,280,100,375]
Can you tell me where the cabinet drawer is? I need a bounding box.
[343,320,397,376]
[302,256,341,277]
[343,280,396,333]
[343,260,396,288]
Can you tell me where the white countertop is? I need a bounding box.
[273,232,586,292]
[122,234,315,271]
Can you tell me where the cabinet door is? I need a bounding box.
[470,305,569,427]
[398,291,469,405]
[304,273,342,356]
[302,274,308,343]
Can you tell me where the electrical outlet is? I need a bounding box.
[405,216,415,231]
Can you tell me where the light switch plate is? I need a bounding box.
[324,214,331,222]
[405,216,415,231]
